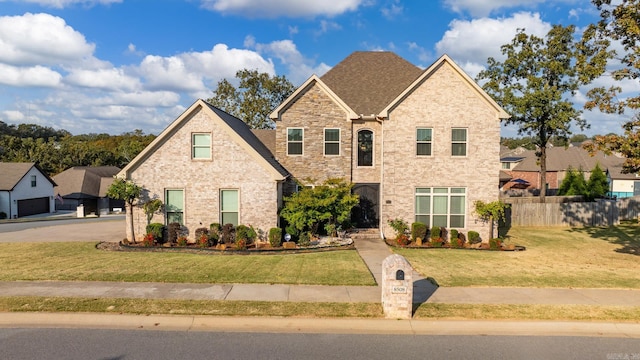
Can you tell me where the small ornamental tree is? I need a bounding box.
[142,198,163,225]
[557,167,587,196]
[107,178,142,243]
[473,200,509,240]
[281,178,359,237]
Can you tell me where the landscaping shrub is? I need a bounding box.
[298,231,311,247]
[430,226,442,247]
[197,233,209,248]
[0,211,6,220]
[449,229,463,248]
[176,235,188,247]
[168,222,181,244]
[221,223,235,244]
[388,218,409,237]
[489,238,502,250]
[235,225,251,250]
[142,233,154,247]
[194,227,209,241]
[411,222,427,242]
[468,231,481,244]
[269,227,282,247]
[146,223,165,243]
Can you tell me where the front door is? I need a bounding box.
[351,183,379,228]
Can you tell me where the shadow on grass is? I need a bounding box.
[568,220,640,256]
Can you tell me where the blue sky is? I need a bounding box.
[0,0,634,137]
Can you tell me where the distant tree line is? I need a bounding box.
[501,134,592,150]
[0,121,156,176]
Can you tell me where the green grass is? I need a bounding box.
[3,296,639,322]
[395,223,640,288]
[0,242,376,286]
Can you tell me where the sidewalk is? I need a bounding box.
[1,235,639,306]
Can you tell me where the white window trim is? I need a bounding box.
[451,128,468,157]
[165,188,185,225]
[416,127,433,157]
[191,132,212,160]
[414,187,466,228]
[287,127,304,156]
[220,188,240,226]
[356,128,375,168]
[324,128,341,156]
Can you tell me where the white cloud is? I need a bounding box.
[0,0,121,8]
[0,64,62,87]
[435,12,552,74]
[443,0,549,17]
[200,0,363,18]
[381,0,403,20]
[253,39,330,84]
[65,68,141,91]
[0,13,95,66]
[317,20,342,35]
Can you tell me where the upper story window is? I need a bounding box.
[357,129,373,167]
[192,133,211,159]
[451,128,467,156]
[287,128,303,155]
[30,175,36,187]
[502,162,511,169]
[324,128,340,156]
[416,128,433,156]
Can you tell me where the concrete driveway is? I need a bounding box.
[0,218,126,243]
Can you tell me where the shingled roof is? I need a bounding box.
[53,166,121,199]
[0,162,56,191]
[513,146,622,172]
[320,51,423,116]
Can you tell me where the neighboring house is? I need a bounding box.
[605,161,639,198]
[118,100,289,242]
[270,52,509,240]
[501,144,622,195]
[0,162,56,219]
[53,166,123,215]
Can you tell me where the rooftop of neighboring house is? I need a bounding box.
[501,143,624,173]
[53,166,121,199]
[0,162,56,191]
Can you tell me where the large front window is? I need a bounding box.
[165,189,184,225]
[357,130,373,167]
[415,187,466,228]
[287,128,303,155]
[220,189,239,226]
[192,133,211,159]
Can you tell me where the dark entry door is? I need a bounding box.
[351,183,379,228]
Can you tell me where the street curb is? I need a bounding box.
[1,313,639,338]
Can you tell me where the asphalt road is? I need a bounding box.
[0,216,126,242]
[0,328,638,360]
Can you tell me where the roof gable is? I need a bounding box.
[53,166,121,198]
[269,75,357,121]
[379,54,509,119]
[0,162,56,191]
[121,99,288,181]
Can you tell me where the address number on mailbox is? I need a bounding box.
[392,286,407,294]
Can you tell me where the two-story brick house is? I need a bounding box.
[119,51,507,242]
[271,52,509,239]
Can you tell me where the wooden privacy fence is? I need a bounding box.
[506,197,640,227]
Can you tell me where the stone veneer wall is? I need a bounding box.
[276,84,353,186]
[381,62,501,241]
[127,107,280,241]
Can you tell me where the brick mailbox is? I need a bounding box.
[381,254,413,319]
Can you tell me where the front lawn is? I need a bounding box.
[395,224,640,288]
[0,242,375,286]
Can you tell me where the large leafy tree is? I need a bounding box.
[478,25,607,202]
[583,0,640,174]
[207,69,295,129]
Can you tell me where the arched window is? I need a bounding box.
[357,130,373,167]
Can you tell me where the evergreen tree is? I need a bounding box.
[587,163,609,200]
